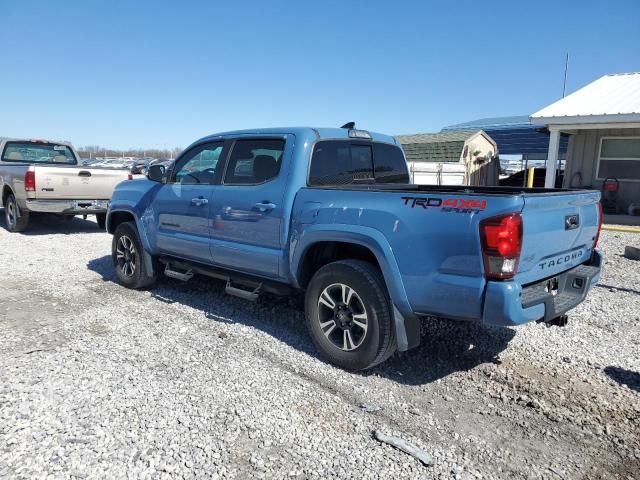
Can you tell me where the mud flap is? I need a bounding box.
[393,305,421,351]
[142,250,156,278]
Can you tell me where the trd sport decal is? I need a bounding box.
[401,196,487,214]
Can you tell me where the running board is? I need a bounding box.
[158,256,292,296]
[164,265,194,282]
[225,280,261,301]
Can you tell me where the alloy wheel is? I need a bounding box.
[115,235,137,277]
[317,283,368,351]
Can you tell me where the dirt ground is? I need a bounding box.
[0,216,638,479]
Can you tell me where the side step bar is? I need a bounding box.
[225,280,261,302]
[158,257,292,298]
[164,264,194,282]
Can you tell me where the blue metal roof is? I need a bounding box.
[441,116,568,156]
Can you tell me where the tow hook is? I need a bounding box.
[538,314,569,328]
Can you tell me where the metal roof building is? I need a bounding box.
[531,72,640,213]
[532,72,640,124]
[442,115,568,159]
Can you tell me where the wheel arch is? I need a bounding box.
[107,209,137,234]
[107,208,154,253]
[109,209,157,282]
[290,226,412,317]
[2,185,14,206]
[291,225,420,352]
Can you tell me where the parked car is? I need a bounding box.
[0,139,132,231]
[106,126,603,370]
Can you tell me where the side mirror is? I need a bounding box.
[147,164,166,183]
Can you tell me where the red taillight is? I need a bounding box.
[593,201,603,249]
[480,213,523,280]
[24,170,36,192]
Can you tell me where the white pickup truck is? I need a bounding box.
[0,139,131,232]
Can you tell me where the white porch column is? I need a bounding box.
[544,127,560,188]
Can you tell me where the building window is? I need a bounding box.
[597,137,640,181]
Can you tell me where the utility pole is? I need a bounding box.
[562,52,569,98]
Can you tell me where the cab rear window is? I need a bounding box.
[309,140,409,186]
[1,142,77,165]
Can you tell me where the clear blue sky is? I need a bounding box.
[1,0,639,150]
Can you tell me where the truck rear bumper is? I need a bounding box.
[482,250,602,327]
[25,199,110,214]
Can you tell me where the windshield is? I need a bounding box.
[1,142,77,165]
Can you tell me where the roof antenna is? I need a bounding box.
[562,52,569,98]
[341,122,356,129]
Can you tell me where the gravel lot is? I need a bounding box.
[0,215,638,479]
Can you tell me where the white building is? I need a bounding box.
[531,72,640,212]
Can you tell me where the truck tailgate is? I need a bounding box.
[33,166,129,199]
[517,190,601,285]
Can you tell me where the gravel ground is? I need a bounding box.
[0,215,638,479]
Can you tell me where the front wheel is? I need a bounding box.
[112,221,157,289]
[4,193,30,232]
[305,260,396,371]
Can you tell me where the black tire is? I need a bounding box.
[305,260,397,371]
[112,221,157,289]
[4,193,30,232]
[96,213,106,230]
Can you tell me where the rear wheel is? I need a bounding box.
[305,260,396,371]
[96,213,106,230]
[112,221,157,289]
[4,193,30,232]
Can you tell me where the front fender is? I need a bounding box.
[107,206,151,249]
[289,224,420,351]
[107,179,163,252]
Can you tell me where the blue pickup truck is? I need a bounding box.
[106,126,603,370]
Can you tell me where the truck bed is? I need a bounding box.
[311,183,590,196]
[293,185,601,324]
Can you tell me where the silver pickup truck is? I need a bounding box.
[0,138,131,232]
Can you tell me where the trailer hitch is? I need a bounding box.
[537,314,569,328]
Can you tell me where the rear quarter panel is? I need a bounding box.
[0,163,28,208]
[291,188,525,321]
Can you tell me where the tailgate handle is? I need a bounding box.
[78,170,92,177]
[565,214,579,230]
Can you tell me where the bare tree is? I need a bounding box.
[77,146,182,159]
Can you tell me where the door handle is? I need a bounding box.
[253,202,276,212]
[78,170,92,177]
[191,197,209,206]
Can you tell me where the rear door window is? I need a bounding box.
[309,141,408,186]
[1,142,77,165]
[223,139,285,185]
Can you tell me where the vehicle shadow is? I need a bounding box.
[604,366,640,393]
[367,318,515,385]
[0,211,103,235]
[87,254,515,385]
